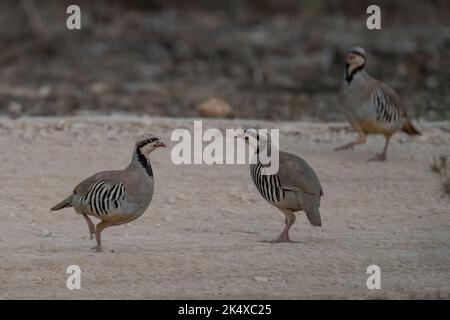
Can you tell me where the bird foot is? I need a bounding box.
[91,246,103,252]
[368,153,386,161]
[260,237,299,244]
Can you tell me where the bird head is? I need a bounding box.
[346,46,367,69]
[135,133,166,156]
[236,128,269,153]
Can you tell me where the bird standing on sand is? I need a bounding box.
[51,134,166,252]
[335,46,420,161]
[239,129,323,243]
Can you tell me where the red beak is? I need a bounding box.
[157,142,166,148]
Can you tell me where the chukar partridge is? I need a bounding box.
[335,46,420,161]
[239,129,323,243]
[51,134,165,252]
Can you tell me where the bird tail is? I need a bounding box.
[302,196,322,227]
[51,195,73,211]
[298,193,322,227]
[402,120,421,136]
[306,209,322,227]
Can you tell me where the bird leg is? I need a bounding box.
[334,132,367,151]
[265,210,297,243]
[81,213,95,240]
[91,220,115,252]
[369,135,391,161]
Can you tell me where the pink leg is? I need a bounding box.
[335,133,367,151]
[81,213,95,240]
[263,210,298,243]
[369,135,391,161]
[91,220,115,252]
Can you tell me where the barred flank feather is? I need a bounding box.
[80,181,126,216]
[251,162,285,205]
[373,88,402,124]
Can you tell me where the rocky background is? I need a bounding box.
[0,0,449,120]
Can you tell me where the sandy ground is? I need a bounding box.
[0,116,449,299]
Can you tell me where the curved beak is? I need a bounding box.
[156,141,166,148]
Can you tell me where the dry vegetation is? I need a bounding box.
[431,155,450,197]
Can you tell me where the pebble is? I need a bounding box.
[197,98,234,119]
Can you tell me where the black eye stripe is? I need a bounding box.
[137,138,158,148]
[244,129,260,139]
[349,51,366,59]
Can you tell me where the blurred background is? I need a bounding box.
[0,0,449,120]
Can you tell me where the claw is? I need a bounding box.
[91,246,103,252]
[259,237,299,244]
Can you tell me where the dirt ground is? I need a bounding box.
[0,116,449,299]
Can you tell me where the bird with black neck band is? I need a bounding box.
[335,46,420,161]
[51,134,166,252]
[237,128,323,243]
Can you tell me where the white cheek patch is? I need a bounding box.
[140,143,155,154]
[352,56,365,67]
